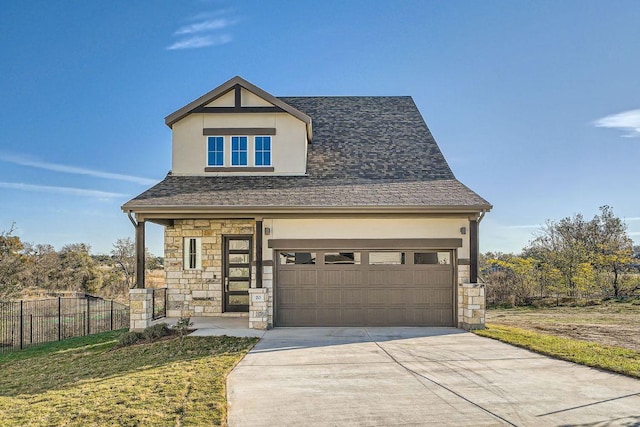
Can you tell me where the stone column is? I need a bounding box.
[458,283,486,330]
[129,288,154,331]
[249,288,271,330]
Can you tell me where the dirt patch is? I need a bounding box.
[487,302,640,352]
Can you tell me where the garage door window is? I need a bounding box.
[369,252,405,265]
[414,252,451,265]
[324,252,361,265]
[279,252,316,265]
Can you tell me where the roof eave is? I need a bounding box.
[121,204,492,216]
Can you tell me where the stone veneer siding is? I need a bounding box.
[164,219,256,318]
[456,262,485,329]
[129,288,154,331]
[458,283,485,330]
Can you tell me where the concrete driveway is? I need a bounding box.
[227,327,640,426]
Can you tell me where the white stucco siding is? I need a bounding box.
[241,89,274,106]
[205,90,235,107]
[264,217,471,260]
[171,113,307,175]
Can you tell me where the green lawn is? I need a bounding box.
[475,324,640,379]
[0,330,258,426]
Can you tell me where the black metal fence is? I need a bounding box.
[0,297,129,353]
[152,288,167,320]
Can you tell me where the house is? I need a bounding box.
[123,76,491,331]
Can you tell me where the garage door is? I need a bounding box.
[275,250,454,326]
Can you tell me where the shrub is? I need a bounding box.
[173,317,194,341]
[118,331,143,347]
[143,323,172,340]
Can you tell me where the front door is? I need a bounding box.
[223,236,251,312]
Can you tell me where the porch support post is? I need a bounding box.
[469,219,479,283]
[135,219,146,289]
[255,220,263,288]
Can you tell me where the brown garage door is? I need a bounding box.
[275,250,454,326]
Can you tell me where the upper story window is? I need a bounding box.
[207,136,224,166]
[254,136,271,166]
[231,136,248,166]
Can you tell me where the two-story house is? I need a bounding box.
[123,76,491,330]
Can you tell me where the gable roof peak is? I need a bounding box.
[164,76,312,140]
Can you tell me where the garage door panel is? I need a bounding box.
[413,269,452,286]
[413,307,453,326]
[278,288,317,306]
[428,288,453,305]
[341,308,365,325]
[343,270,363,285]
[297,270,319,286]
[368,270,387,286]
[342,288,363,305]
[367,288,389,304]
[276,248,454,327]
[317,308,342,325]
[323,270,342,286]
[278,270,299,286]
[317,288,341,305]
[279,308,317,326]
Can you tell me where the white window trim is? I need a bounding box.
[231,135,249,167]
[254,135,272,166]
[183,237,202,270]
[206,136,225,167]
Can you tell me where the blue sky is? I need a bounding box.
[1,0,638,256]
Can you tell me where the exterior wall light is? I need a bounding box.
[460,226,467,235]
[264,227,271,235]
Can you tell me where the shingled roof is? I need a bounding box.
[123,96,491,212]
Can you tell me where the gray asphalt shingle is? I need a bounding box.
[124,96,491,210]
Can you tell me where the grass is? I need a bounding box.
[475,324,640,379]
[0,329,258,426]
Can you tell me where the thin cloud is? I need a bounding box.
[500,224,541,229]
[594,109,640,138]
[167,34,232,50]
[624,217,640,221]
[189,9,232,21]
[175,18,234,35]
[0,153,156,185]
[168,9,237,51]
[0,182,126,199]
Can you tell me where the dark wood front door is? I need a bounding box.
[223,236,252,312]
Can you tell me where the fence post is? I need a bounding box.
[110,300,114,331]
[19,300,23,350]
[30,314,33,344]
[86,298,90,335]
[151,288,155,320]
[58,297,62,341]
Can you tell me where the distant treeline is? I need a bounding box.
[0,226,162,301]
[482,206,640,306]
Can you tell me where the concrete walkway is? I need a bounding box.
[156,316,265,338]
[227,327,640,426]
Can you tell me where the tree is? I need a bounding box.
[111,238,135,291]
[22,243,59,289]
[589,206,634,297]
[526,206,636,298]
[0,224,25,300]
[56,243,103,293]
[486,256,538,305]
[526,215,591,297]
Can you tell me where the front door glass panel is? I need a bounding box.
[224,237,251,312]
